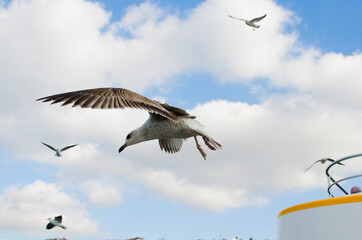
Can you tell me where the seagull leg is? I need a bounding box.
[194,136,207,160]
[200,135,222,151]
[202,136,216,150]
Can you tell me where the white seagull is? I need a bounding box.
[228,14,267,30]
[41,142,77,157]
[304,158,345,172]
[46,215,67,230]
[37,88,222,160]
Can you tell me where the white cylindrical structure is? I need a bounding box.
[278,194,362,240]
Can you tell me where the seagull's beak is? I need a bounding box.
[118,144,127,153]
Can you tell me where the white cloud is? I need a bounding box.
[0,0,362,214]
[190,98,362,191]
[0,180,98,236]
[273,50,362,108]
[81,180,124,207]
[138,168,270,211]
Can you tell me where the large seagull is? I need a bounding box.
[228,14,267,30]
[37,88,221,160]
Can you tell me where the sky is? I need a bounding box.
[0,0,361,239]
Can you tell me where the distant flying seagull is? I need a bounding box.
[46,215,67,230]
[228,14,267,30]
[41,142,77,157]
[304,158,345,172]
[37,88,222,160]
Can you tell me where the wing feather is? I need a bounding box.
[91,96,104,109]
[37,88,179,120]
[159,139,185,154]
[60,144,77,152]
[41,142,56,151]
[161,103,195,118]
[228,15,246,21]
[81,95,97,108]
[250,14,267,23]
[61,94,83,106]
[100,97,110,109]
[54,215,63,223]
[72,95,91,107]
[46,223,55,229]
[107,97,115,109]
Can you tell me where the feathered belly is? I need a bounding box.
[147,118,202,139]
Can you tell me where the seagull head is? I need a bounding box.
[119,129,146,153]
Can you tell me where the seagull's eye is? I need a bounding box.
[126,133,132,140]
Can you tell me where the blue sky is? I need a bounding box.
[0,0,362,240]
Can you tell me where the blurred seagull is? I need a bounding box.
[41,142,77,157]
[37,88,222,160]
[228,14,267,30]
[46,215,67,230]
[304,158,345,172]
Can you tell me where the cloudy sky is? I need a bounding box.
[0,0,361,239]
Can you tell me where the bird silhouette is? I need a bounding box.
[304,158,345,172]
[41,142,77,157]
[228,14,267,30]
[46,215,67,230]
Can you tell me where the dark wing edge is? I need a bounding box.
[41,142,57,151]
[37,88,179,120]
[251,14,267,23]
[304,160,321,172]
[161,103,195,118]
[54,215,63,223]
[46,223,55,229]
[60,144,78,152]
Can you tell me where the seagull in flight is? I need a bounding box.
[304,158,345,172]
[228,14,267,30]
[46,215,67,230]
[37,88,222,160]
[41,142,77,157]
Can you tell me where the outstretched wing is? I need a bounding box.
[37,88,179,120]
[250,14,267,23]
[159,139,185,154]
[54,215,63,223]
[323,158,345,166]
[60,144,78,152]
[46,223,55,229]
[228,15,246,22]
[304,160,321,172]
[41,142,57,152]
[161,103,195,118]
